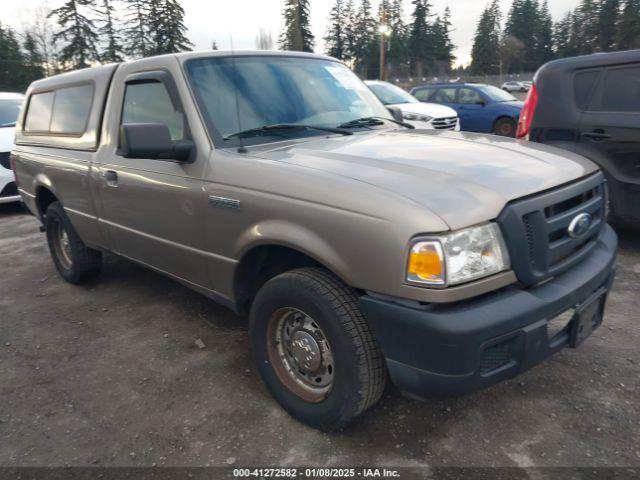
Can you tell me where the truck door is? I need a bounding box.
[577,64,640,222]
[93,64,212,289]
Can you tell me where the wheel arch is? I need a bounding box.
[233,234,353,315]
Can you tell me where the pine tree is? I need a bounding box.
[535,0,555,64]
[431,7,455,75]
[553,12,577,57]
[577,0,601,53]
[598,0,621,51]
[22,32,45,85]
[96,0,124,62]
[324,0,347,60]
[123,0,149,58]
[505,0,541,71]
[470,1,501,75]
[0,23,27,91]
[279,0,315,52]
[617,0,640,49]
[49,0,100,69]
[352,0,377,77]
[342,0,357,63]
[148,0,193,55]
[409,0,434,78]
[387,0,408,72]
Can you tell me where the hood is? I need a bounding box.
[391,102,458,119]
[252,130,599,230]
[0,126,15,152]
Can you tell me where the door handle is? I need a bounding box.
[102,170,118,186]
[581,131,611,141]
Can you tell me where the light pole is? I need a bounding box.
[378,24,391,81]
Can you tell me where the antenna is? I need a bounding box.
[229,33,247,154]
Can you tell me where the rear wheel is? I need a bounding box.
[494,117,517,137]
[45,201,102,284]
[250,267,387,430]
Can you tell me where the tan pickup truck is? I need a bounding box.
[11,51,617,430]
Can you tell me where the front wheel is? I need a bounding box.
[249,268,387,430]
[494,117,517,137]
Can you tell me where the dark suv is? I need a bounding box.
[517,50,640,225]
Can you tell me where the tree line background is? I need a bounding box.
[1,0,640,93]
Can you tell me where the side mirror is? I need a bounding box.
[119,123,194,162]
[387,106,404,123]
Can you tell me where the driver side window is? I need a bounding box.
[458,88,483,105]
[122,82,184,141]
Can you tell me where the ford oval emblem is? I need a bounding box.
[567,213,593,239]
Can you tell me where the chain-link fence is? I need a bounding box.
[386,73,536,90]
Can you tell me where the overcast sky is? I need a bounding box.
[5,0,581,67]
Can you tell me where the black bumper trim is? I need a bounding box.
[360,224,618,398]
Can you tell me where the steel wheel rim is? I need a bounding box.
[266,307,335,403]
[53,220,73,269]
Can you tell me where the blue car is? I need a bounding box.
[409,83,523,137]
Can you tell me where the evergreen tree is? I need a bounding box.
[599,0,621,51]
[148,0,193,55]
[96,0,124,62]
[505,0,540,71]
[577,0,601,53]
[470,1,501,75]
[536,0,555,64]
[123,0,149,58]
[279,0,315,52]
[617,0,640,49]
[409,0,433,77]
[324,0,347,60]
[22,32,45,85]
[49,0,100,69]
[342,0,358,63]
[553,12,577,57]
[0,23,27,91]
[431,7,455,75]
[386,0,408,72]
[352,0,377,77]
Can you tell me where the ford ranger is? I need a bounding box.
[11,51,618,430]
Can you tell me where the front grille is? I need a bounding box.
[0,181,18,197]
[0,152,10,170]
[498,172,606,286]
[432,116,458,130]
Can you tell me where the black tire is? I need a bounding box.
[45,201,102,284]
[494,117,517,137]
[250,267,387,430]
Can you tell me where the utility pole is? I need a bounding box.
[378,13,390,81]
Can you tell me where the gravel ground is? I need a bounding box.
[0,202,639,471]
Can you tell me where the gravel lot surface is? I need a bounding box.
[1,203,638,470]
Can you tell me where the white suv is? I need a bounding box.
[365,80,460,131]
[0,92,24,204]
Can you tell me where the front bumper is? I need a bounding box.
[360,224,618,399]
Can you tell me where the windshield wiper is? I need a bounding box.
[224,123,353,140]
[338,116,415,130]
[0,122,16,128]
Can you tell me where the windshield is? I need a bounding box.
[478,85,517,102]
[186,56,391,143]
[367,82,418,105]
[0,99,23,127]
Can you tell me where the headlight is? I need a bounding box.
[403,112,433,123]
[406,223,510,287]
